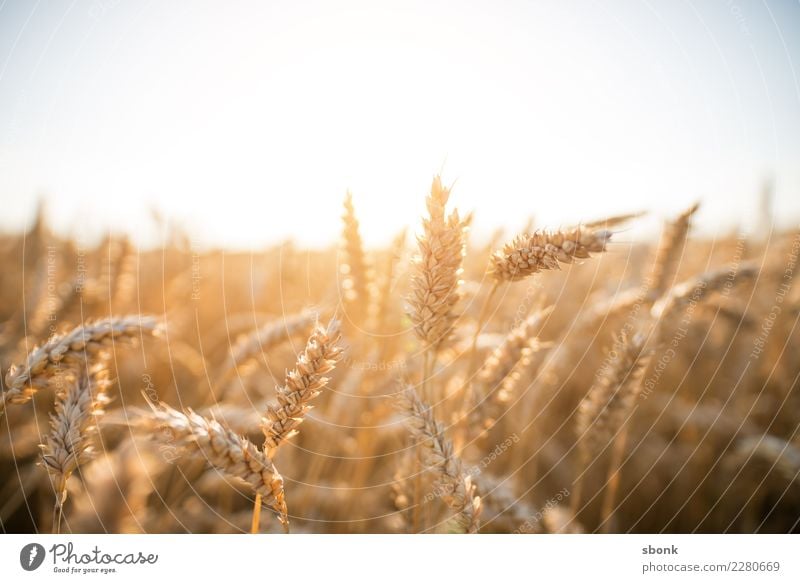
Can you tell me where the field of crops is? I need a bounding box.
[1,179,798,534]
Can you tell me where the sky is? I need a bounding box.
[0,0,799,248]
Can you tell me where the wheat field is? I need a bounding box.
[1,178,798,534]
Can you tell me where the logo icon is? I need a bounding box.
[20,543,46,571]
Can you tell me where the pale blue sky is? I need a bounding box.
[1,0,799,247]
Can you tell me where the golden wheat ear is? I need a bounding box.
[140,400,289,530]
[406,176,467,352]
[2,315,162,417]
[260,317,344,454]
[340,191,372,324]
[490,226,614,282]
[397,385,481,533]
[647,202,701,299]
[41,369,113,533]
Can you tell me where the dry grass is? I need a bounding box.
[0,180,798,534]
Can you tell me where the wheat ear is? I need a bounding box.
[651,263,759,341]
[398,386,481,533]
[475,336,550,432]
[260,318,344,453]
[341,191,372,321]
[581,211,645,231]
[41,369,112,532]
[647,203,700,298]
[146,402,288,529]
[2,315,160,416]
[478,306,553,390]
[490,226,614,282]
[216,311,316,386]
[250,318,342,533]
[407,176,467,352]
[374,228,407,338]
[729,435,800,484]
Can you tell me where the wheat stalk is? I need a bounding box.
[2,315,161,416]
[398,386,481,533]
[390,447,416,533]
[573,332,652,527]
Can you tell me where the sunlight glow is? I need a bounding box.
[1,1,799,248]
